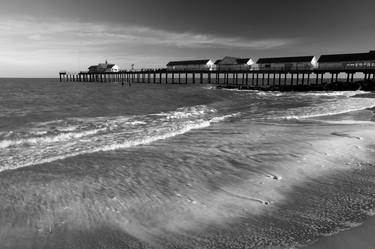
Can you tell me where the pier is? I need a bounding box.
[59,68,375,91]
[59,51,375,91]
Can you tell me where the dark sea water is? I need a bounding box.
[1,78,375,249]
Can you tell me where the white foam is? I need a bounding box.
[223,89,285,96]
[0,128,107,149]
[275,97,375,120]
[210,113,241,123]
[0,105,237,173]
[293,91,369,97]
[319,120,375,125]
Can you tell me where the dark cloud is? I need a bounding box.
[1,0,375,76]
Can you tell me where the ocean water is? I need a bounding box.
[1,78,375,249]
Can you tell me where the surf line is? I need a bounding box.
[218,187,270,205]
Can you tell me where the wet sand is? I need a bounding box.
[305,216,375,249]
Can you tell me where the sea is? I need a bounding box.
[1,78,375,249]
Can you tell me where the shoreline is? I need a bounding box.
[303,106,375,249]
[304,215,375,249]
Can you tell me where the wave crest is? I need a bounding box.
[0,105,236,172]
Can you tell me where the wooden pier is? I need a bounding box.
[59,68,375,91]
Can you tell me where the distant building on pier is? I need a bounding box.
[166,59,215,71]
[318,51,375,70]
[214,56,255,71]
[256,56,318,71]
[88,61,120,73]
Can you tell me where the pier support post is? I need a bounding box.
[301,73,305,85]
[296,73,299,85]
[200,73,203,84]
[262,73,265,86]
[290,73,294,86]
[307,73,310,85]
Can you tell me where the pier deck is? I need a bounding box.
[59,68,375,91]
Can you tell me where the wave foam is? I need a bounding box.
[293,91,369,97]
[273,97,375,120]
[0,128,107,149]
[0,105,236,173]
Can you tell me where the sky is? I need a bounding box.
[1,0,375,77]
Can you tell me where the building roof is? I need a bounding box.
[257,56,314,64]
[318,52,375,63]
[167,60,211,66]
[236,58,251,64]
[215,57,251,65]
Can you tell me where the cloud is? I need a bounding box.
[0,16,293,49]
[0,16,294,76]
[72,22,292,50]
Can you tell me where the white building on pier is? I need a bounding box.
[214,56,255,71]
[166,60,215,71]
[88,61,120,73]
[318,51,375,70]
[256,56,318,71]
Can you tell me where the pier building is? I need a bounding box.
[257,56,318,71]
[214,57,255,71]
[166,60,214,71]
[88,61,120,73]
[318,51,375,70]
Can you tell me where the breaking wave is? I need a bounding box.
[0,105,237,173]
[269,96,375,120]
[224,89,367,98]
[291,91,369,97]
